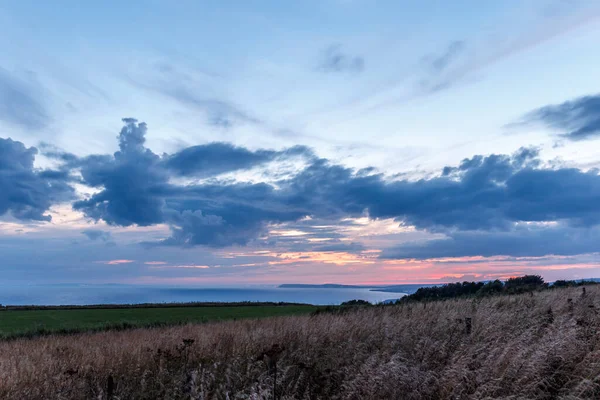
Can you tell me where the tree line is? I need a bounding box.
[398,275,598,303]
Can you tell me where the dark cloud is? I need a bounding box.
[38,142,79,164]
[69,119,314,246]
[53,119,600,256]
[163,143,313,177]
[519,94,600,140]
[318,45,365,74]
[504,167,600,227]
[0,137,74,221]
[72,119,169,227]
[380,225,600,259]
[158,182,308,247]
[281,147,558,232]
[0,68,49,130]
[161,209,270,247]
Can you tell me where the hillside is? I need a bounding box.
[0,285,598,399]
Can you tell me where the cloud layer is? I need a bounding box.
[381,225,600,259]
[4,118,600,261]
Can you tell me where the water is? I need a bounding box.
[0,285,405,306]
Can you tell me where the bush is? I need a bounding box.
[478,279,504,296]
[505,275,547,294]
[399,275,577,303]
[552,280,574,288]
[402,281,484,302]
[340,299,372,306]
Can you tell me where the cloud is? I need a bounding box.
[160,89,260,128]
[381,225,600,259]
[38,142,79,163]
[518,94,600,140]
[424,40,466,73]
[72,119,169,226]
[131,65,261,128]
[0,67,49,130]
[148,264,210,269]
[418,40,468,93]
[318,44,365,74]
[0,137,74,221]
[348,7,600,116]
[163,143,313,177]
[311,241,366,252]
[99,259,135,265]
[44,119,600,258]
[283,147,560,232]
[82,229,112,242]
[68,119,314,247]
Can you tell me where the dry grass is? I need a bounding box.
[0,286,598,399]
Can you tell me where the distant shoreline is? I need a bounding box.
[0,286,412,307]
[278,283,432,294]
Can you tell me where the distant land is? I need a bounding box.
[279,278,600,294]
[279,284,373,289]
[278,283,437,294]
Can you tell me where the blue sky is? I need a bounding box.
[1,0,600,285]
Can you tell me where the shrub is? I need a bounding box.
[478,279,504,296]
[340,299,372,306]
[505,275,547,294]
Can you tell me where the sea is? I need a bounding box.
[0,285,405,306]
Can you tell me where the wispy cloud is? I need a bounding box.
[355,6,600,115]
[515,94,600,141]
[98,259,135,265]
[129,63,262,128]
[0,67,49,130]
[418,40,467,93]
[266,250,376,266]
[318,44,365,74]
[428,40,466,72]
[148,264,210,269]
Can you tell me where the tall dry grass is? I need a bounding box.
[0,286,598,399]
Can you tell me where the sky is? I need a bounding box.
[2,0,600,286]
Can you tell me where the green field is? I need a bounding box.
[0,305,319,339]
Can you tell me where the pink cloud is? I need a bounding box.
[119,250,600,286]
[98,259,135,265]
[148,264,211,269]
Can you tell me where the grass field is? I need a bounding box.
[0,285,597,399]
[0,304,318,339]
